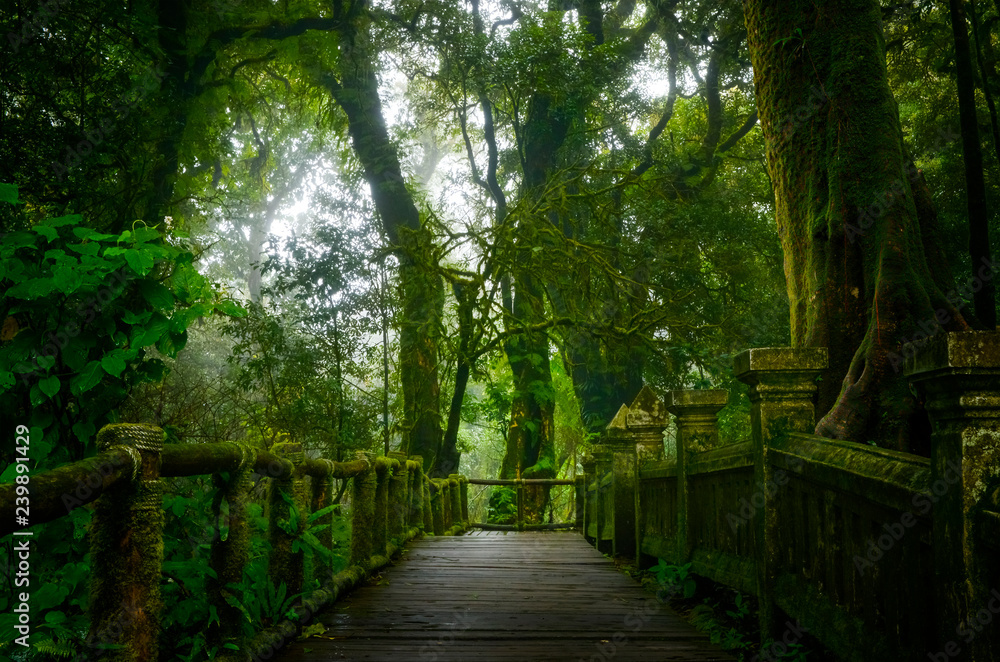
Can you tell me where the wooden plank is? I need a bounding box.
[275,532,735,661]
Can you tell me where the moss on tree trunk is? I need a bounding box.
[744,0,970,451]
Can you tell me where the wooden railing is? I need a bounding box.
[466,477,585,531]
[580,332,1000,662]
[0,430,469,661]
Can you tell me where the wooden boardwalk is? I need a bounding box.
[276,531,735,661]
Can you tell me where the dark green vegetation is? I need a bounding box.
[1,0,999,659]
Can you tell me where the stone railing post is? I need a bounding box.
[89,423,165,662]
[906,331,1000,661]
[372,457,393,556]
[574,474,585,531]
[430,479,445,536]
[268,440,306,598]
[590,446,613,553]
[601,405,637,558]
[665,389,728,561]
[209,442,255,652]
[734,347,827,641]
[388,452,408,542]
[350,452,376,568]
[628,385,669,464]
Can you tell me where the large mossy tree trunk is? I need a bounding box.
[325,3,444,471]
[744,0,969,451]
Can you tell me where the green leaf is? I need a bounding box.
[0,182,18,204]
[133,226,161,243]
[67,241,100,256]
[33,584,69,611]
[215,299,247,317]
[52,264,83,293]
[44,214,82,228]
[39,376,60,399]
[138,280,174,309]
[124,248,155,275]
[32,225,59,242]
[44,611,68,625]
[100,350,126,377]
[71,361,105,395]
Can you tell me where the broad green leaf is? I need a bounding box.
[138,280,174,309]
[133,226,161,243]
[0,182,17,204]
[156,330,187,357]
[123,249,155,275]
[39,376,60,398]
[52,265,83,293]
[215,299,247,317]
[122,310,152,325]
[100,350,126,377]
[66,242,100,256]
[72,227,116,241]
[31,225,59,242]
[43,214,82,228]
[71,361,104,395]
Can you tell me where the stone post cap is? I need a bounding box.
[627,385,668,428]
[604,404,630,437]
[733,347,828,379]
[664,389,729,414]
[905,331,1000,377]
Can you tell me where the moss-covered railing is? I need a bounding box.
[579,332,1000,662]
[0,433,469,661]
[466,477,584,531]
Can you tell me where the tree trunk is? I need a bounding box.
[949,0,996,328]
[744,0,971,452]
[325,5,443,470]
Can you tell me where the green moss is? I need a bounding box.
[350,455,376,568]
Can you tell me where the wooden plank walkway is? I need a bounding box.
[276,531,735,661]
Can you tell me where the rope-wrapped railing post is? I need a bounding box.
[422,474,433,532]
[448,474,464,531]
[515,479,525,532]
[388,452,408,542]
[372,457,393,557]
[441,478,453,529]
[459,475,469,527]
[430,479,445,536]
[350,452,376,568]
[408,455,424,531]
[309,458,337,582]
[268,440,305,598]
[208,442,255,654]
[88,423,165,662]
